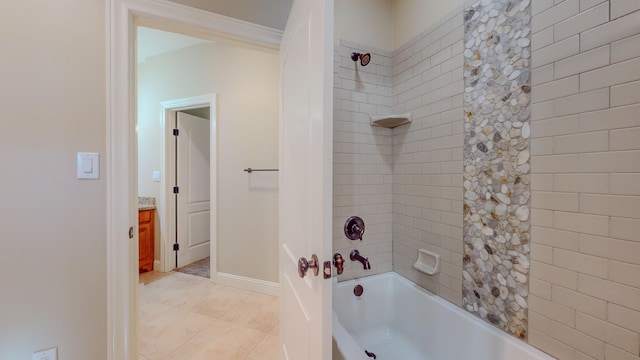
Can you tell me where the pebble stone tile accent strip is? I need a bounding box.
[462,0,531,339]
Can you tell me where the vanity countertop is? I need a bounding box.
[138,196,156,210]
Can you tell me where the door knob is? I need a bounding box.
[298,254,319,278]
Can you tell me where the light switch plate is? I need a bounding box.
[77,152,99,179]
[152,170,161,182]
[32,347,57,360]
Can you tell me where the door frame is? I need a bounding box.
[160,95,217,276]
[106,0,281,358]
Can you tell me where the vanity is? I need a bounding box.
[138,197,155,273]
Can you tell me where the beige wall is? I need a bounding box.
[334,0,466,53]
[392,0,463,49]
[335,0,394,52]
[0,0,107,359]
[138,42,280,283]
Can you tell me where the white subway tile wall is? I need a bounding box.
[333,40,394,281]
[530,1,640,359]
[391,6,465,306]
[334,1,640,358]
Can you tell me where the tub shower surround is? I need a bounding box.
[332,40,394,281]
[462,0,532,339]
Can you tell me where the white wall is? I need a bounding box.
[138,42,280,283]
[0,0,107,358]
[392,0,464,49]
[335,0,394,52]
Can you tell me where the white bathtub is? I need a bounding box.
[332,272,554,360]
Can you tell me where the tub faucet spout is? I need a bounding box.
[350,250,371,270]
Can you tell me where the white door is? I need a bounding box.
[280,0,333,359]
[176,112,211,267]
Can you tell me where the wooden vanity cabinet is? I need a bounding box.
[138,209,155,273]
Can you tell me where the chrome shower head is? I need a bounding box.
[351,52,371,66]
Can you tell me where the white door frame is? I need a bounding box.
[106,0,281,358]
[160,95,216,276]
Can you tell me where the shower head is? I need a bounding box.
[351,52,371,66]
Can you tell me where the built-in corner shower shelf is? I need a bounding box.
[370,113,412,128]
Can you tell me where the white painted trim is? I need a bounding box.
[107,1,138,358]
[107,0,282,358]
[134,0,282,50]
[160,94,217,282]
[216,272,280,297]
[153,259,161,270]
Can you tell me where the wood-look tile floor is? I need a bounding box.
[138,272,279,360]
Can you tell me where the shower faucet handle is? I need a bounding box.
[344,216,365,241]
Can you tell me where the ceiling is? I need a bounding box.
[167,0,294,30]
[137,27,211,62]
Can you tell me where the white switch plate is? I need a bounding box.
[77,152,99,179]
[152,170,161,182]
[32,347,57,360]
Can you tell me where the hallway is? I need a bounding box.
[138,272,279,360]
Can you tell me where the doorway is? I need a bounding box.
[108,3,283,357]
[137,26,216,274]
[158,97,217,276]
[136,24,280,285]
[173,109,211,269]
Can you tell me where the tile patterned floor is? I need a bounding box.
[139,272,279,360]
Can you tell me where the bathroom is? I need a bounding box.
[331,0,640,359]
[131,0,639,358]
[7,0,638,358]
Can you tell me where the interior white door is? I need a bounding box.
[176,111,211,267]
[280,0,333,359]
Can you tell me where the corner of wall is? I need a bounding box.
[390,5,465,306]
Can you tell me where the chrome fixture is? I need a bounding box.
[351,52,371,66]
[350,250,371,270]
[344,216,365,240]
[333,253,345,275]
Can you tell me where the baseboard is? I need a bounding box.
[153,260,161,271]
[215,272,279,296]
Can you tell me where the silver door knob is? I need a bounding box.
[298,254,319,278]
